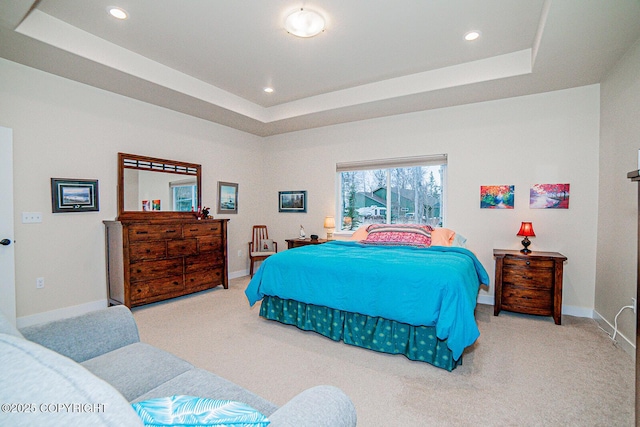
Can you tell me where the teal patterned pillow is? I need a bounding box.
[132,395,270,426]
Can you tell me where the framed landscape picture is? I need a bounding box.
[530,183,570,209]
[51,178,99,213]
[279,190,307,213]
[217,181,238,214]
[480,185,514,209]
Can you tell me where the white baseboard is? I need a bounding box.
[17,272,250,328]
[477,294,594,319]
[477,294,494,306]
[229,269,249,280]
[593,309,636,358]
[16,299,108,328]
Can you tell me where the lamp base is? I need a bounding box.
[520,236,532,254]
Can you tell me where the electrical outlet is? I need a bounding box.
[36,277,44,289]
[238,250,243,257]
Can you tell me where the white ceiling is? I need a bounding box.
[1,0,640,136]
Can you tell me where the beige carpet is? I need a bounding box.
[132,277,634,426]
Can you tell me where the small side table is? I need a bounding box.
[286,238,328,249]
[493,249,567,325]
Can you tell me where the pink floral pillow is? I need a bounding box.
[361,224,433,247]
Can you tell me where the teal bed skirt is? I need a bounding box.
[259,295,460,371]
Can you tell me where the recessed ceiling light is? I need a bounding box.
[284,8,325,38]
[264,87,274,93]
[108,7,128,20]
[464,31,480,41]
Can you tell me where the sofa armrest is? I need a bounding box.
[20,306,140,363]
[268,385,357,427]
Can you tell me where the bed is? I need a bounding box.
[245,225,489,371]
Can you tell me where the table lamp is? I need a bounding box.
[517,222,535,254]
[324,216,335,240]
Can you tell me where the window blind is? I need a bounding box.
[336,154,447,172]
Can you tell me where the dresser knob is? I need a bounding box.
[526,261,530,265]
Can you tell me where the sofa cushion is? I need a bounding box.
[0,333,142,427]
[81,342,193,402]
[20,305,140,363]
[132,368,279,417]
[268,385,358,427]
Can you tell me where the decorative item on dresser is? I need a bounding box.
[493,249,567,325]
[104,153,229,308]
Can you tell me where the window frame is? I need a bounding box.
[336,154,447,233]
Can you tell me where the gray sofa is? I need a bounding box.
[0,305,357,426]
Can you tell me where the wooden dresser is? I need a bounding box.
[493,249,567,325]
[104,218,228,308]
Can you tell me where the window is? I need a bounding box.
[337,155,447,231]
[171,179,198,211]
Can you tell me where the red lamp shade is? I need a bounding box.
[517,222,536,237]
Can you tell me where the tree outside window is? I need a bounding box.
[339,163,445,231]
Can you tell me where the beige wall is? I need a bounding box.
[263,85,601,316]
[0,58,265,321]
[0,56,610,333]
[597,37,640,349]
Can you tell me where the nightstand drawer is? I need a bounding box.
[503,266,553,289]
[501,284,553,313]
[504,257,554,269]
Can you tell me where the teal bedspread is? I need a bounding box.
[245,240,489,361]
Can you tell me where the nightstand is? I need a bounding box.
[286,238,328,249]
[493,249,567,325]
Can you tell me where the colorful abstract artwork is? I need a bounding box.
[530,184,570,209]
[480,185,515,209]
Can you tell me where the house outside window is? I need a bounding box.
[337,155,447,231]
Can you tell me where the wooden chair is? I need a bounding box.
[249,225,278,277]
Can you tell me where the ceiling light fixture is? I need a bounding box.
[264,87,274,93]
[464,31,480,41]
[284,8,325,38]
[108,7,128,20]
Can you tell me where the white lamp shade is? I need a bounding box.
[324,216,335,228]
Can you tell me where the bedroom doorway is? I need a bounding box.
[0,126,16,325]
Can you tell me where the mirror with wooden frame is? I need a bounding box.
[117,153,202,220]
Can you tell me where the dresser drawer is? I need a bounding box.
[502,284,553,315]
[504,257,554,269]
[197,235,222,253]
[130,276,185,302]
[167,239,198,257]
[128,224,182,241]
[186,267,224,289]
[183,222,222,237]
[503,266,553,289]
[129,259,183,282]
[185,253,225,273]
[129,241,166,261]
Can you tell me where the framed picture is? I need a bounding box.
[530,183,570,209]
[480,185,514,209]
[279,190,307,213]
[51,178,99,213]
[217,181,238,214]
